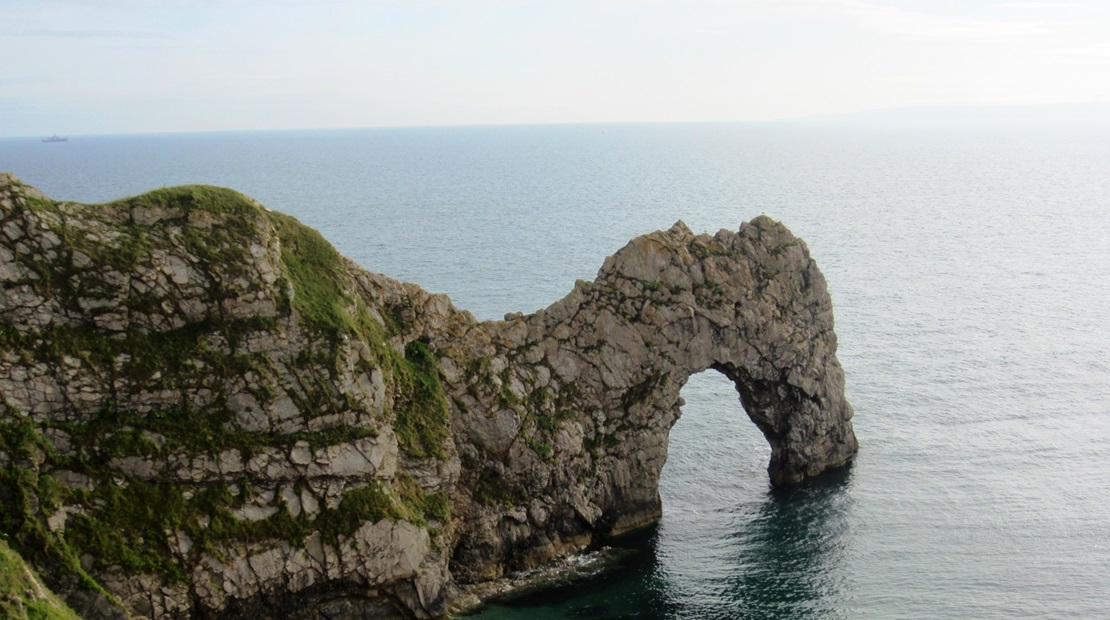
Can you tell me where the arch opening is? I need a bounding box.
[649,366,857,617]
[662,369,772,509]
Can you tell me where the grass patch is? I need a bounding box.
[64,480,190,582]
[0,539,81,620]
[263,210,352,335]
[50,400,382,467]
[316,477,448,545]
[1,181,459,602]
[390,340,450,459]
[113,185,262,217]
[473,470,527,507]
[0,317,278,400]
[525,437,552,458]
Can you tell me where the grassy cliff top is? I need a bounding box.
[0,173,454,617]
[0,539,80,620]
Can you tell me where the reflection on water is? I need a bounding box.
[718,467,855,619]
[647,465,855,620]
[466,466,855,620]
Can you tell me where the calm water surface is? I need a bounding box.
[3,123,1108,618]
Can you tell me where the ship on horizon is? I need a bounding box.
[41,134,68,143]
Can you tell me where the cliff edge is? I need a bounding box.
[0,172,857,618]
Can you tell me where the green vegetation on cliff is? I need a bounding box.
[391,340,450,459]
[0,540,80,620]
[0,179,454,611]
[263,209,350,332]
[264,199,450,460]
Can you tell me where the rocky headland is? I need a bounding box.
[0,172,857,618]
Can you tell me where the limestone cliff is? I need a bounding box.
[0,172,857,618]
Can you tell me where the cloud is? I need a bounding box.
[999,1,1077,8]
[806,0,1050,39]
[1049,43,1110,57]
[0,29,166,39]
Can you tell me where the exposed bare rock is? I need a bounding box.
[441,218,858,583]
[0,172,856,618]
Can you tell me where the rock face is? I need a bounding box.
[0,172,857,618]
[441,219,858,583]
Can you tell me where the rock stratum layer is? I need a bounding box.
[0,172,857,619]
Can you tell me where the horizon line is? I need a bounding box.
[7,101,1110,140]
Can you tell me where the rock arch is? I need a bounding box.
[0,173,856,616]
[444,216,859,582]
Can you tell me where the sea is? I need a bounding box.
[2,121,1108,619]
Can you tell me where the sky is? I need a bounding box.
[2,0,1109,136]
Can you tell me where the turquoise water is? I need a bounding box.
[3,123,1109,618]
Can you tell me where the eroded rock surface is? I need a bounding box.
[0,172,856,618]
[441,218,858,583]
